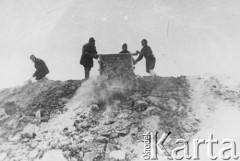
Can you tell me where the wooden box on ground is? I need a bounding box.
[98,54,134,75]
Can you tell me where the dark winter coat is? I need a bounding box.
[33,58,49,80]
[135,45,156,73]
[80,43,98,68]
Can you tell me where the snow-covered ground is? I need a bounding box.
[178,76,240,161]
[144,75,240,161]
[0,75,239,161]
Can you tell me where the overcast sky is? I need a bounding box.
[1,0,240,89]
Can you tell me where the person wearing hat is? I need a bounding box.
[134,39,156,75]
[119,43,130,54]
[30,55,49,81]
[80,37,98,79]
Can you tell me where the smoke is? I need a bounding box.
[71,72,134,112]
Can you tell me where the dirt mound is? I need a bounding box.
[0,76,200,161]
[28,80,82,120]
[0,79,82,141]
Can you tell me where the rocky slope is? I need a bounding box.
[0,75,237,161]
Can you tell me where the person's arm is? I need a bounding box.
[33,71,36,77]
[131,53,138,56]
[92,46,98,59]
[33,62,39,77]
[134,51,143,64]
[33,67,41,77]
[24,76,34,84]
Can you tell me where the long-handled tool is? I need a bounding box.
[24,76,34,84]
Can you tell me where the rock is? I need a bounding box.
[70,157,78,161]
[28,149,39,159]
[110,132,119,138]
[50,139,61,149]
[117,113,129,119]
[6,119,19,129]
[22,138,30,143]
[91,104,100,111]
[172,106,179,111]
[69,144,78,152]
[8,133,21,142]
[93,153,105,161]
[0,108,6,118]
[80,121,91,129]
[146,96,161,106]
[178,106,185,113]
[40,150,67,161]
[95,136,109,143]
[131,133,138,143]
[30,141,39,149]
[35,110,41,122]
[104,120,115,125]
[81,135,94,142]
[109,150,126,160]
[101,131,112,137]
[83,152,95,161]
[78,151,84,158]
[62,150,71,159]
[0,152,7,161]
[130,94,142,101]
[4,102,18,115]
[117,129,129,137]
[41,115,50,122]
[134,100,148,112]
[167,98,178,110]
[142,106,161,116]
[21,123,38,139]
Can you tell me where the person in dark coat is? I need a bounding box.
[119,43,130,54]
[30,55,49,80]
[80,37,98,79]
[134,39,156,75]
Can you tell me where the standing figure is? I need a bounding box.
[119,43,130,54]
[30,55,49,81]
[134,39,156,75]
[80,37,98,79]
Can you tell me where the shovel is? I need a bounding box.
[24,76,34,84]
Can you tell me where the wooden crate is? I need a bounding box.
[99,54,134,75]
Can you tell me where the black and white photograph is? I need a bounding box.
[0,0,240,160]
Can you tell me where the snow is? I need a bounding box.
[131,76,240,161]
[185,77,240,161]
[37,150,67,161]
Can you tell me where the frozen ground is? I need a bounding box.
[0,75,239,161]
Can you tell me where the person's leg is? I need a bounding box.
[146,59,150,73]
[36,73,46,81]
[84,67,91,79]
[146,57,157,76]
[149,57,157,76]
